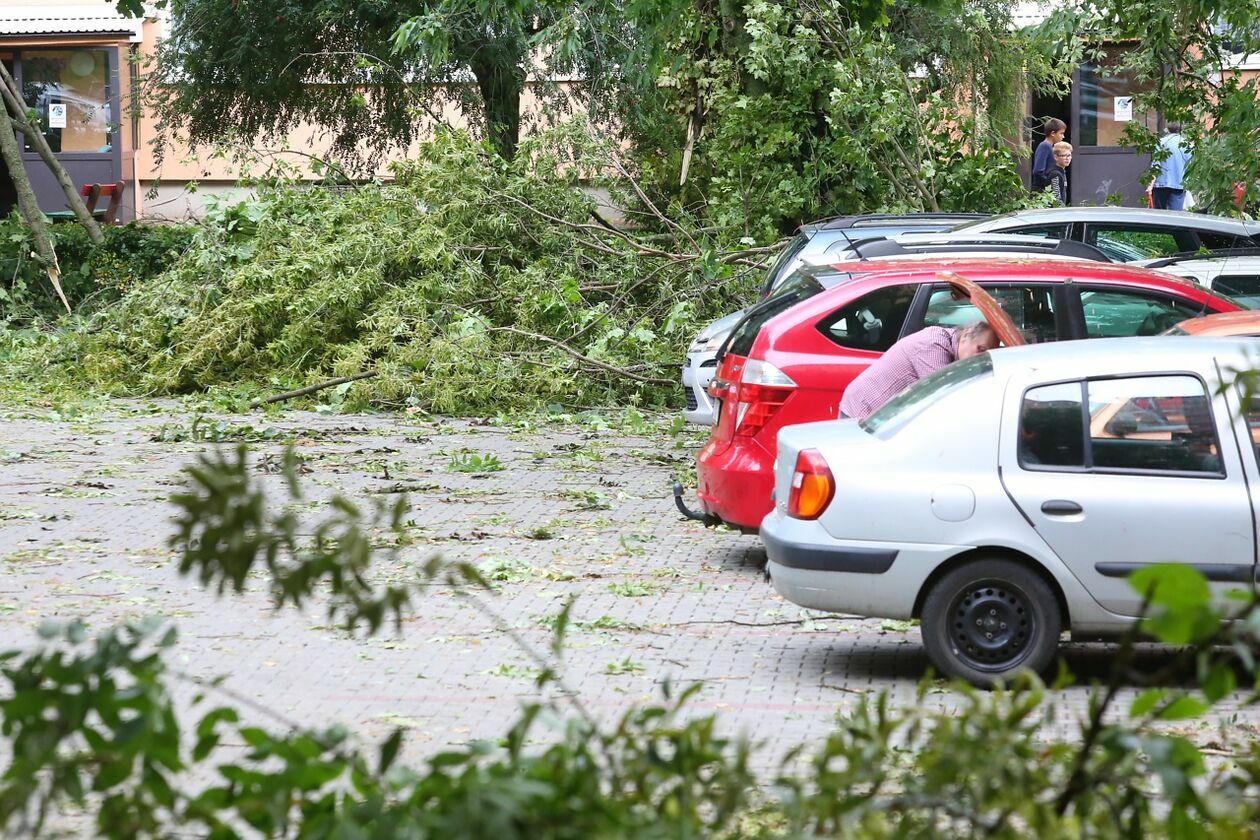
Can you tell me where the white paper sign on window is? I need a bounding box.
[48,103,67,129]
[1114,96,1133,123]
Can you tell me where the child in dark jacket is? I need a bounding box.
[1031,118,1066,193]
[1045,141,1072,205]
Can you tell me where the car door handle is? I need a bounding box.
[1041,500,1083,515]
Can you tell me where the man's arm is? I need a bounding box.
[1032,142,1052,177]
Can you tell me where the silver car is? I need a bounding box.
[762,337,1260,686]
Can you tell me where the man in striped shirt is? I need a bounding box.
[839,321,999,421]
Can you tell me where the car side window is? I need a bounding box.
[1198,232,1251,251]
[1212,275,1260,309]
[817,285,916,352]
[1087,376,1222,474]
[1078,289,1202,337]
[1007,224,1069,240]
[1083,226,1188,260]
[1019,383,1085,468]
[925,285,1058,343]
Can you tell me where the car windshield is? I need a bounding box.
[861,353,994,435]
[760,233,811,297]
[724,270,827,357]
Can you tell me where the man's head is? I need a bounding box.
[1053,141,1073,168]
[957,321,999,359]
[1045,118,1066,144]
[1167,122,1183,134]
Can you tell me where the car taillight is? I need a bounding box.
[735,360,796,435]
[787,449,834,519]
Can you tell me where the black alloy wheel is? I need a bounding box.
[921,557,1062,688]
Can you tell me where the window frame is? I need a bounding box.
[1017,372,1227,479]
[12,47,118,159]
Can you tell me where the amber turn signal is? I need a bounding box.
[787,449,834,519]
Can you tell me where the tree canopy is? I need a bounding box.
[145,0,626,164]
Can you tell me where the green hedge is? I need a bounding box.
[0,215,196,320]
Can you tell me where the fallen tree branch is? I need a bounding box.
[249,370,378,409]
[489,326,675,385]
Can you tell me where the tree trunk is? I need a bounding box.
[0,117,69,313]
[0,61,104,244]
[471,54,524,161]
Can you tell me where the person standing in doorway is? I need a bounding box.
[1046,141,1072,205]
[1149,123,1192,210]
[1032,118,1066,193]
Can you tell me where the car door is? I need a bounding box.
[999,371,1255,617]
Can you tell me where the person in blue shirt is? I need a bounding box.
[1031,118,1066,193]
[1149,123,1192,210]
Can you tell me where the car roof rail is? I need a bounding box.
[844,234,1110,263]
[808,212,988,231]
[1144,247,1260,268]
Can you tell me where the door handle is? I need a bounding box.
[1041,500,1083,515]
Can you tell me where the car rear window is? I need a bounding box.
[726,271,826,358]
[860,353,994,436]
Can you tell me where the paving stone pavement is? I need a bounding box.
[2,400,1257,781]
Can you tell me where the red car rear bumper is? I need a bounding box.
[696,437,776,531]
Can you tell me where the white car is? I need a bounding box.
[762,337,1260,686]
[1139,251,1260,309]
[680,234,1107,424]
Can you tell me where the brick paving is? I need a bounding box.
[1,401,1255,779]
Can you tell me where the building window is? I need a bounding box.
[1079,47,1158,147]
[20,49,113,154]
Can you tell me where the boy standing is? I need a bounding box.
[1046,141,1072,205]
[1032,118,1066,193]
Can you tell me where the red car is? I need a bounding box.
[695,256,1243,531]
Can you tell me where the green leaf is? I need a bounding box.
[378,728,403,774]
[1128,564,1209,609]
[1130,688,1164,717]
[93,757,134,790]
[1157,696,1210,721]
[1200,663,1236,703]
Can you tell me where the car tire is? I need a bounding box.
[920,557,1062,688]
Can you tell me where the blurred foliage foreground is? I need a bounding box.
[1,129,773,415]
[5,444,1260,837]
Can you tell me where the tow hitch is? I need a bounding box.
[673,482,722,527]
